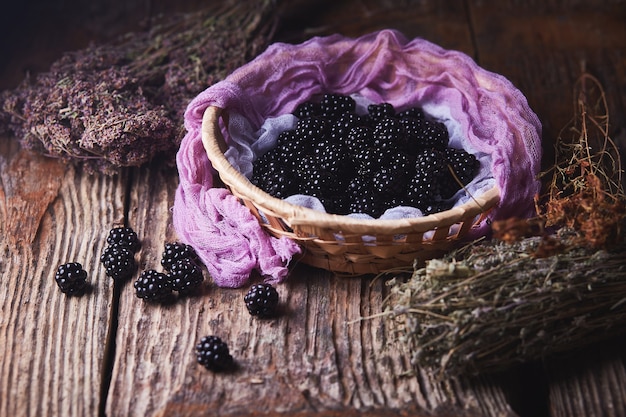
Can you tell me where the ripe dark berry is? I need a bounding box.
[414,120,449,149]
[106,226,140,253]
[367,102,395,120]
[320,93,356,118]
[100,244,136,281]
[55,262,88,295]
[168,259,204,294]
[161,242,200,272]
[398,106,425,120]
[134,270,172,301]
[293,101,321,119]
[443,147,480,185]
[195,335,234,372]
[244,283,279,318]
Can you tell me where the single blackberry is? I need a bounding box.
[244,283,279,318]
[405,149,448,203]
[443,148,479,185]
[310,138,352,175]
[344,126,375,150]
[399,117,425,152]
[320,93,356,118]
[329,112,364,141]
[54,262,88,295]
[372,167,409,197]
[161,242,200,271]
[106,226,140,253]
[397,106,425,120]
[373,117,406,146]
[415,120,449,149]
[168,258,204,294]
[195,335,234,372]
[295,117,328,140]
[100,243,136,281]
[367,102,395,120]
[134,270,172,301]
[348,193,387,218]
[293,101,321,119]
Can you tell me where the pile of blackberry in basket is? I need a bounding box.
[250,93,480,218]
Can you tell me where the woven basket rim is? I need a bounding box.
[201,106,500,235]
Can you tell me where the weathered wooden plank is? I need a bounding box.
[0,137,127,416]
[275,0,477,56]
[466,0,626,167]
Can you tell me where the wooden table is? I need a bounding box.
[2,1,626,416]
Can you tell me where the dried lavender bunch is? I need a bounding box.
[382,233,626,377]
[0,1,277,174]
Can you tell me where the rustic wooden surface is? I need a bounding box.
[1,1,626,416]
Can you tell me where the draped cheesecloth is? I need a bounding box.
[173,29,542,288]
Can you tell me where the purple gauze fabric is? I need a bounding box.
[173,29,542,287]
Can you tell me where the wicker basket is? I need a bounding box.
[202,106,500,275]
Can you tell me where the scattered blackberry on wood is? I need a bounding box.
[169,258,204,294]
[161,242,200,272]
[195,335,235,372]
[106,226,141,253]
[244,283,279,318]
[101,244,136,281]
[54,262,88,295]
[134,270,172,301]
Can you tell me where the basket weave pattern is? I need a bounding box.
[202,106,500,275]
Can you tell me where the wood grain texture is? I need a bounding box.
[0,137,128,416]
[2,1,626,416]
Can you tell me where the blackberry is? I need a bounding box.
[344,126,375,150]
[398,106,425,120]
[372,166,409,197]
[293,100,321,119]
[367,102,395,120]
[415,120,449,149]
[161,242,200,271]
[54,262,88,295]
[295,117,328,140]
[373,117,407,149]
[106,226,140,253]
[195,335,234,372]
[329,112,364,141]
[348,193,387,218]
[406,149,448,203]
[168,258,204,294]
[443,148,479,185]
[100,243,136,281]
[134,270,172,301]
[244,283,279,318]
[320,93,356,118]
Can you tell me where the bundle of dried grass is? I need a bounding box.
[0,1,277,174]
[381,69,626,377]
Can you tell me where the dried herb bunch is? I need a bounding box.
[537,70,626,247]
[0,1,277,174]
[381,70,626,377]
[383,235,626,377]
